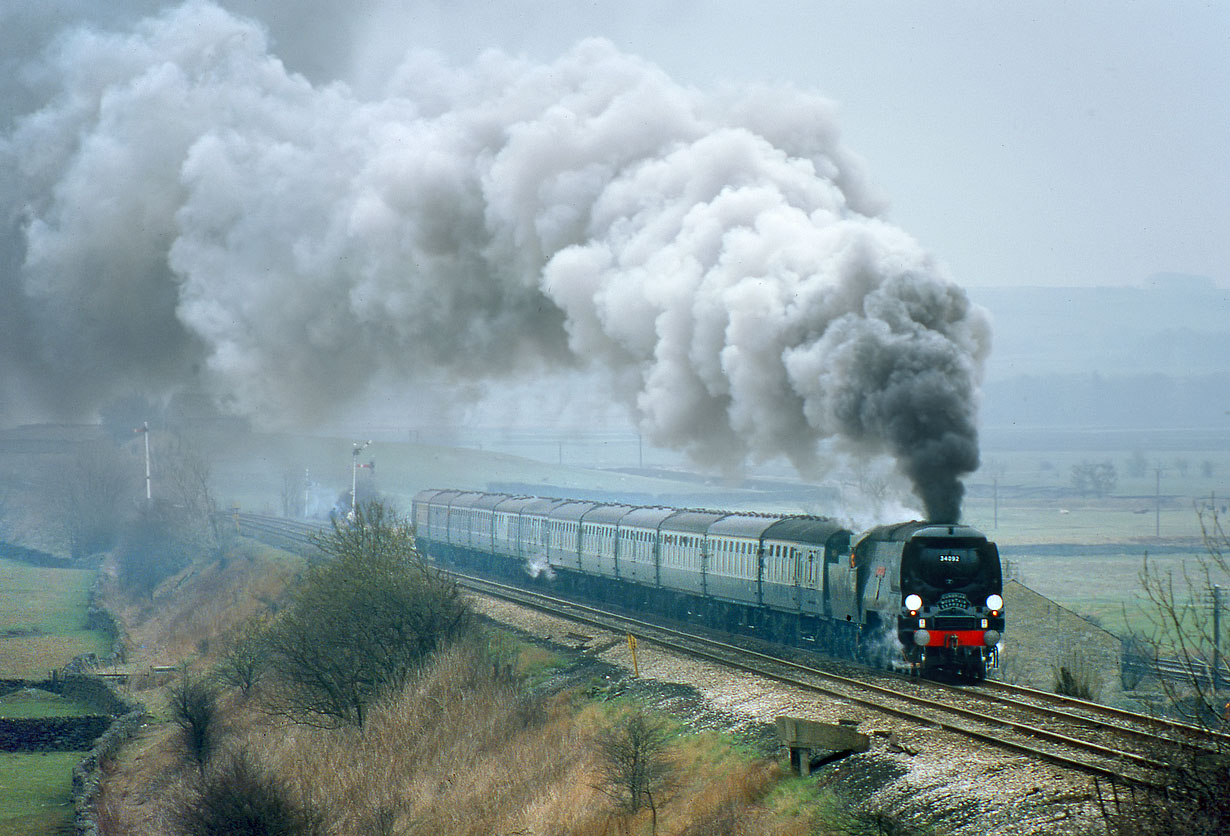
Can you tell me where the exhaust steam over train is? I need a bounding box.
[412,490,1003,680]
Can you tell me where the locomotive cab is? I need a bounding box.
[897,524,1003,680]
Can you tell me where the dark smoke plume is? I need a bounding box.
[0,2,990,521]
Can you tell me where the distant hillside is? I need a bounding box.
[969,276,1229,379]
[968,276,1230,429]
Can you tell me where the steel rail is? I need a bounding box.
[972,678,1230,748]
[445,569,1166,786]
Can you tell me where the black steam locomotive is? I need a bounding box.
[411,489,1003,680]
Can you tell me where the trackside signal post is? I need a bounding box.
[350,440,372,520]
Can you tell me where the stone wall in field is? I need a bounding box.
[1,665,147,836]
[0,715,112,752]
[998,579,1124,701]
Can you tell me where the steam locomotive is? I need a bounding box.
[411,489,1003,680]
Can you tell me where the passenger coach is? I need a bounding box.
[411,489,1003,680]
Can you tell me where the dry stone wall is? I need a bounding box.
[998,579,1124,700]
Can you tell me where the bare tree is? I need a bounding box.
[1127,450,1150,479]
[1071,460,1117,497]
[1101,507,1230,834]
[593,707,676,835]
[153,431,220,555]
[1138,507,1229,726]
[112,432,222,595]
[260,502,472,728]
[44,441,137,557]
[280,469,306,518]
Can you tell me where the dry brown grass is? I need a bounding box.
[100,635,813,836]
[244,639,610,835]
[95,542,821,836]
[101,541,302,669]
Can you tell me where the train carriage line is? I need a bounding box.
[412,489,1003,680]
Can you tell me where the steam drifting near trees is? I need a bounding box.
[0,1,990,521]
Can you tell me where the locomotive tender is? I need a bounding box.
[411,489,1003,680]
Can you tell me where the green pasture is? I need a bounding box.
[0,558,109,679]
[959,443,1229,640]
[0,688,96,719]
[965,445,1229,545]
[0,752,81,836]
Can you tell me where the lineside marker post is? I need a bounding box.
[627,633,639,677]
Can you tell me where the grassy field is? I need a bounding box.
[0,689,97,719]
[0,559,110,679]
[0,752,82,836]
[0,559,109,836]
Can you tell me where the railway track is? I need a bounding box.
[227,512,1221,788]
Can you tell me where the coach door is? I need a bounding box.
[800,547,821,613]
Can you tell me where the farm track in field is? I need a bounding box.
[228,512,1223,788]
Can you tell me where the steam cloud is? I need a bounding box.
[0,1,990,521]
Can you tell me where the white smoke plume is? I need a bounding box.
[0,1,990,521]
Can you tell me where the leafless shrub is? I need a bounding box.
[1094,744,1230,836]
[175,751,322,836]
[592,706,676,834]
[214,618,269,697]
[167,672,220,769]
[1052,647,1101,701]
[1138,507,1230,726]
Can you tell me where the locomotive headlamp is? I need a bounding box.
[985,594,1004,611]
[904,594,923,611]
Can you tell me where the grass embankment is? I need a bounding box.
[99,638,831,836]
[94,537,891,836]
[0,558,111,678]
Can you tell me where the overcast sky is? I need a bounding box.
[4,0,1227,294]
[320,0,1230,290]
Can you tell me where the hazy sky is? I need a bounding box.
[323,0,1230,291]
[4,0,1226,294]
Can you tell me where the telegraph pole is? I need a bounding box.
[1215,585,1223,692]
[141,421,151,502]
[1155,466,1161,536]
